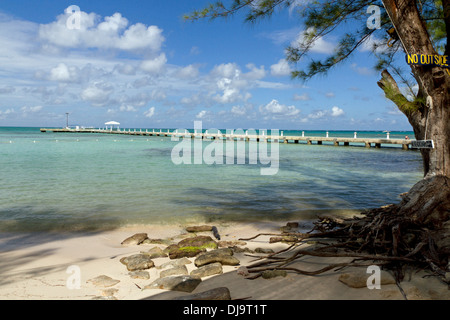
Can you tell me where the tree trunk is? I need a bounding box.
[381,0,450,178]
[377,0,450,260]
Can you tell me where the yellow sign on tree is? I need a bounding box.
[406,54,449,68]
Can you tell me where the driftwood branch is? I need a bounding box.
[238,227,350,242]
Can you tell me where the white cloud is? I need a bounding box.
[210,63,249,104]
[0,108,15,119]
[244,63,266,80]
[120,105,138,112]
[270,59,292,77]
[360,35,389,54]
[259,99,300,117]
[331,106,344,117]
[22,105,43,113]
[215,77,241,103]
[81,81,113,106]
[3,108,15,114]
[49,63,71,82]
[307,106,344,120]
[207,62,272,105]
[39,9,165,53]
[119,24,164,52]
[231,105,247,116]
[293,28,335,54]
[20,105,43,117]
[0,13,38,51]
[140,53,167,74]
[97,12,128,32]
[308,110,327,119]
[144,107,155,118]
[115,63,136,75]
[0,10,171,125]
[211,63,240,78]
[196,110,208,119]
[49,63,82,82]
[177,64,200,79]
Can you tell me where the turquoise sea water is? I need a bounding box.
[0,127,422,232]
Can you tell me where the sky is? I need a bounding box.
[0,0,413,131]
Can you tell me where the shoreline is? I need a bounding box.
[0,221,448,300]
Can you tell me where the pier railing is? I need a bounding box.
[40,128,412,150]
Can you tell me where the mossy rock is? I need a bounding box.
[121,233,148,246]
[120,254,155,271]
[159,265,189,278]
[178,246,206,252]
[164,244,180,254]
[190,262,223,278]
[194,248,240,267]
[177,236,218,250]
[168,245,206,259]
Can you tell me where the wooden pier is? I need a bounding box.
[40,128,412,150]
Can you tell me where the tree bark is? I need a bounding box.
[381,0,450,178]
[378,1,450,257]
[443,0,450,57]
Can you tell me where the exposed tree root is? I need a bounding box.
[239,176,450,286]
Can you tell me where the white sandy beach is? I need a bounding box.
[0,221,448,301]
